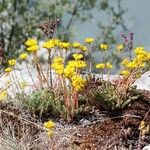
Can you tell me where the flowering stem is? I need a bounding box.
[73,90,78,110]
[33,53,46,88]
[107,69,110,82]
[25,61,38,90]
[89,45,92,75]
[48,49,53,88]
[60,76,71,121]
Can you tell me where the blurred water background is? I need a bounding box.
[68,0,150,50]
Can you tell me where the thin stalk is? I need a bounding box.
[89,45,92,75]
[33,55,44,88]
[107,69,110,82]
[48,49,53,88]
[25,61,38,90]
[11,72,20,93]
[33,52,47,86]
[73,90,78,110]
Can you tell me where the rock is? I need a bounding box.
[0,69,149,98]
[94,71,150,91]
[143,144,150,150]
[133,71,150,91]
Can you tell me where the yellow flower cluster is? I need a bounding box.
[43,120,55,136]
[71,75,86,91]
[121,58,130,67]
[42,39,88,52]
[85,37,94,44]
[25,39,38,52]
[73,53,83,60]
[19,81,27,89]
[64,62,76,78]
[5,80,11,85]
[105,62,112,69]
[43,40,55,49]
[121,47,150,70]
[4,67,12,72]
[19,53,28,60]
[25,39,37,46]
[59,42,70,50]
[0,90,7,101]
[120,70,130,77]
[64,54,86,78]
[116,44,124,52]
[100,43,109,50]
[72,42,81,49]
[27,45,38,52]
[51,39,60,46]
[138,120,150,135]
[51,57,64,75]
[79,45,87,51]
[134,47,149,62]
[8,59,16,66]
[134,47,145,55]
[96,62,112,69]
[66,60,86,71]
[95,63,105,69]
[52,53,86,91]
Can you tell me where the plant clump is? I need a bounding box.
[0,33,150,122]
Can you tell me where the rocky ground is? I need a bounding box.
[0,89,150,150]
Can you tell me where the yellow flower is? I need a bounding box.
[51,38,60,46]
[43,40,55,49]
[71,75,86,91]
[53,57,63,64]
[116,44,124,52]
[19,81,26,89]
[52,63,64,75]
[126,61,137,69]
[121,58,130,67]
[8,59,16,66]
[59,42,70,50]
[72,42,81,49]
[135,54,147,62]
[19,53,28,60]
[105,62,112,69]
[139,120,146,130]
[85,37,94,44]
[139,62,146,68]
[73,54,83,60]
[120,70,130,77]
[0,90,7,101]
[64,66,75,78]
[5,80,11,85]
[47,130,53,136]
[79,45,87,51]
[135,73,141,78]
[4,67,13,72]
[100,44,108,50]
[25,39,37,47]
[76,61,86,68]
[67,60,77,68]
[52,57,64,75]
[43,120,55,129]
[27,45,38,52]
[96,63,105,69]
[146,53,150,60]
[134,47,145,55]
